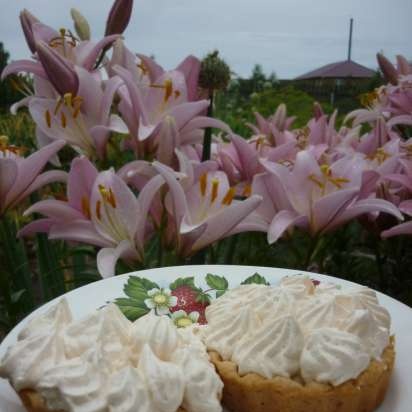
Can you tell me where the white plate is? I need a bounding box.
[1,265,411,412]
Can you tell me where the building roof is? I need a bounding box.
[296,60,376,80]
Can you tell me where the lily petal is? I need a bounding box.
[11,170,67,209]
[329,198,403,231]
[190,195,262,252]
[1,60,46,80]
[5,140,65,208]
[24,199,83,220]
[382,221,412,238]
[97,239,139,278]
[175,55,200,101]
[153,161,188,235]
[18,218,56,237]
[312,188,359,234]
[49,220,111,247]
[268,210,301,244]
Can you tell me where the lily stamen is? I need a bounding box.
[199,173,207,196]
[137,62,148,75]
[309,165,350,191]
[222,187,236,205]
[98,184,117,208]
[61,112,67,128]
[242,185,252,197]
[211,179,219,203]
[64,93,73,107]
[368,148,391,164]
[95,200,102,220]
[81,196,91,219]
[150,79,176,103]
[45,110,52,128]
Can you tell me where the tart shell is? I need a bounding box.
[18,389,187,412]
[209,337,395,412]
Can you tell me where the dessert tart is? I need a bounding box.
[0,301,223,412]
[203,275,395,412]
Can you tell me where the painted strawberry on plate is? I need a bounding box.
[169,277,211,324]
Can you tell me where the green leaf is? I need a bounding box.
[241,273,269,285]
[128,276,159,291]
[205,273,228,291]
[169,277,196,290]
[123,283,150,302]
[216,290,226,298]
[11,289,26,304]
[195,291,212,305]
[114,298,149,321]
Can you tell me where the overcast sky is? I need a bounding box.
[1,0,411,79]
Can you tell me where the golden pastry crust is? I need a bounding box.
[209,337,395,412]
[18,389,187,412]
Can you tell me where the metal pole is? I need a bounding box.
[348,18,353,61]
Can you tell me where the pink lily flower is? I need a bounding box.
[136,54,201,102]
[246,104,295,142]
[107,40,150,86]
[153,159,262,257]
[19,157,164,278]
[2,28,120,120]
[28,67,128,159]
[119,150,219,228]
[377,53,412,85]
[381,158,412,237]
[0,140,66,216]
[114,64,207,141]
[345,86,391,126]
[253,151,403,244]
[114,64,229,161]
[217,135,264,193]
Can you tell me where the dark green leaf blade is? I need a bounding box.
[205,273,228,291]
[241,273,269,285]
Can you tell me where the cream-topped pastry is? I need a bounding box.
[0,300,223,412]
[206,275,395,412]
[204,275,392,385]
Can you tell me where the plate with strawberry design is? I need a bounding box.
[1,265,412,412]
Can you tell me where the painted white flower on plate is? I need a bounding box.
[171,310,200,328]
[144,288,178,315]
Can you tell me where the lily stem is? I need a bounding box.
[0,217,14,324]
[304,235,321,270]
[201,90,214,161]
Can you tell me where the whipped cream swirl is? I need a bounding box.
[301,327,370,386]
[0,299,223,412]
[204,274,391,386]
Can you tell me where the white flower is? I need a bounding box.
[144,288,178,316]
[171,310,200,328]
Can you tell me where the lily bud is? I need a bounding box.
[19,9,39,53]
[199,50,231,92]
[396,55,411,76]
[376,53,398,85]
[36,41,79,96]
[70,8,91,41]
[105,0,134,36]
[313,102,324,120]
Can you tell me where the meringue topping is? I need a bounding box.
[0,299,223,412]
[204,274,391,386]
